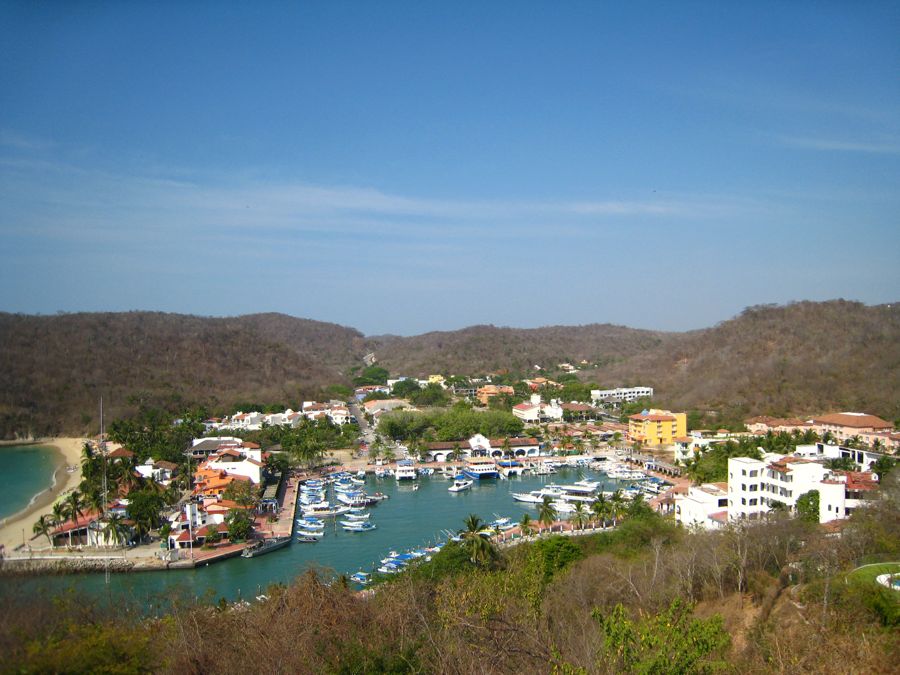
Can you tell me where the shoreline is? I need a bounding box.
[0,438,85,552]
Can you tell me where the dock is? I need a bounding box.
[256,474,299,540]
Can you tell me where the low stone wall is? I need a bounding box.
[0,556,136,576]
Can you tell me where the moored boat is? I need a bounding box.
[241,536,292,558]
[448,476,473,492]
[462,460,499,480]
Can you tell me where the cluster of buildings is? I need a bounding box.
[512,395,564,424]
[206,402,354,432]
[164,437,274,551]
[190,438,265,497]
[746,412,898,451]
[668,441,886,530]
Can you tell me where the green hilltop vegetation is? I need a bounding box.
[3,477,898,673]
[0,300,897,438]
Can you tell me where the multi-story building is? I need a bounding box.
[727,456,770,520]
[762,456,829,511]
[591,386,653,404]
[673,483,729,530]
[812,412,893,444]
[475,385,515,405]
[818,471,880,523]
[627,408,687,446]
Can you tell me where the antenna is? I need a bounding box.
[100,396,110,586]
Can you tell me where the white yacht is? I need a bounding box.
[394,461,418,481]
[448,476,473,492]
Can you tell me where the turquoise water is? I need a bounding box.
[0,445,60,519]
[7,468,621,605]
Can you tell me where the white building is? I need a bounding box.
[727,456,772,520]
[205,444,264,484]
[762,456,829,511]
[673,483,730,530]
[818,471,880,523]
[512,395,563,424]
[591,386,653,404]
[729,453,832,521]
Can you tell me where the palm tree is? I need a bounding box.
[51,501,67,528]
[65,490,84,546]
[501,437,512,461]
[84,487,106,516]
[609,489,626,527]
[102,513,129,547]
[33,515,54,547]
[519,513,533,537]
[538,496,558,531]
[382,447,396,465]
[459,514,496,566]
[572,502,588,531]
[591,494,609,529]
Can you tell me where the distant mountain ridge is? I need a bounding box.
[0,300,897,438]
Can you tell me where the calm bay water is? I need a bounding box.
[0,445,59,519]
[7,467,621,605]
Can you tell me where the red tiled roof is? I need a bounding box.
[630,414,676,422]
[822,471,879,491]
[488,437,539,447]
[108,447,135,459]
[813,413,892,429]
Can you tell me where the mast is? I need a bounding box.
[100,396,110,586]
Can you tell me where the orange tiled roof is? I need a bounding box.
[813,413,892,429]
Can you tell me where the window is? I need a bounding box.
[742,469,747,476]
[750,469,758,477]
[741,498,746,505]
[749,498,758,506]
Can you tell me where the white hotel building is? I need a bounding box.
[590,386,653,404]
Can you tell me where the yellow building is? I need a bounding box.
[428,374,445,385]
[627,409,687,446]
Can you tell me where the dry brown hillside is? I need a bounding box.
[371,323,673,376]
[591,300,900,420]
[0,312,364,438]
[0,300,896,438]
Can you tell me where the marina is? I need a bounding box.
[1,463,658,604]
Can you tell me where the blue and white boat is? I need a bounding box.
[462,460,500,480]
[350,571,371,585]
[341,521,376,532]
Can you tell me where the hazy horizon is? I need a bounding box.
[2,297,893,339]
[2,3,898,335]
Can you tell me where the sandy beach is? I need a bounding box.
[0,437,85,552]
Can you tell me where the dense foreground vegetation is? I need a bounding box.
[3,477,898,674]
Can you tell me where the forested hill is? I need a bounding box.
[0,312,365,438]
[0,301,897,438]
[370,323,673,375]
[589,300,900,422]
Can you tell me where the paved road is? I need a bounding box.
[348,401,375,443]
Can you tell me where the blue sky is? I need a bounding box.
[1,2,898,335]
